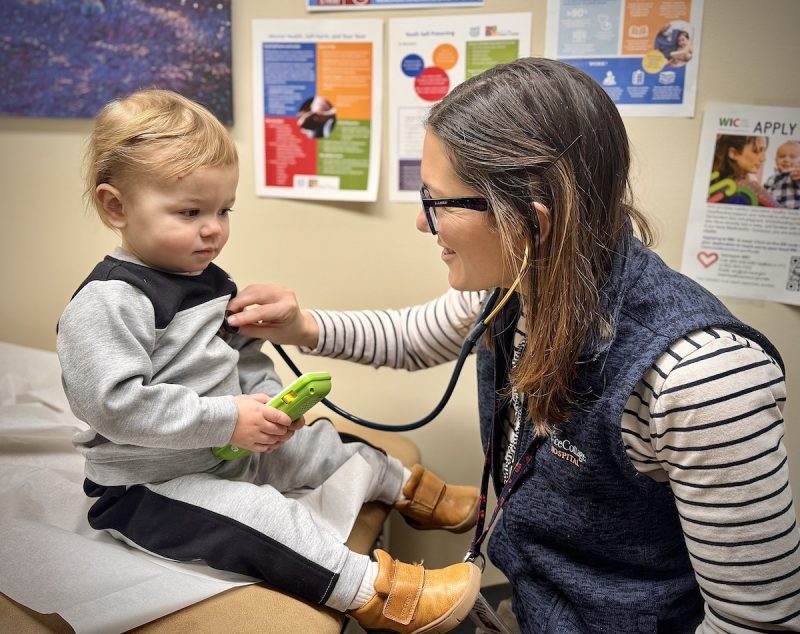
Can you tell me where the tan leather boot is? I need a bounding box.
[348,549,481,634]
[393,464,479,533]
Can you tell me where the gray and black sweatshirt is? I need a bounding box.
[57,248,283,486]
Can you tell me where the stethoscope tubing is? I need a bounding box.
[275,245,531,431]
[273,287,503,431]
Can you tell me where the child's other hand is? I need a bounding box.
[230,394,304,453]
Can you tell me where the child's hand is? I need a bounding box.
[230,394,305,453]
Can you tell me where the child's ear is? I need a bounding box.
[96,184,127,229]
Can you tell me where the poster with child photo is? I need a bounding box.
[681,103,800,306]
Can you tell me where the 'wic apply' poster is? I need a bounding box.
[681,104,800,306]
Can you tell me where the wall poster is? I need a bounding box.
[545,0,703,117]
[252,19,382,201]
[388,13,532,202]
[681,104,800,306]
[307,0,483,10]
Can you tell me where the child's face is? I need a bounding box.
[775,143,799,173]
[116,164,238,274]
[728,137,767,176]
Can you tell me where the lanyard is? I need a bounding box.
[466,428,542,565]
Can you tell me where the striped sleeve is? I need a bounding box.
[623,329,799,632]
[302,289,486,370]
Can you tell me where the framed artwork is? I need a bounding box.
[0,0,233,123]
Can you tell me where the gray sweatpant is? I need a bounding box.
[84,419,405,611]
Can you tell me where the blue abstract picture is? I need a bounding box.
[0,0,233,123]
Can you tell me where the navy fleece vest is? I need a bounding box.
[477,234,783,633]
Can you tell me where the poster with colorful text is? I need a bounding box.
[545,0,703,117]
[681,104,800,306]
[388,13,531,202]
[307,0,482,10]
[252,19,382,201]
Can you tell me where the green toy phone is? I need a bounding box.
[212,371,332,460]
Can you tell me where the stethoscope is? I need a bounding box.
[273,247,529,432]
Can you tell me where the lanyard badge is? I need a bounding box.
[464,431,542,634]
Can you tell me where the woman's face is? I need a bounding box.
[728,137,767,176]
[417,131,508,291]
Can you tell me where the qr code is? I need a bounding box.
[787,256,800,292]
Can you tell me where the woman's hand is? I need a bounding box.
[227,284,320,348]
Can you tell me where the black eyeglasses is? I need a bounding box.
[419,135,581,235]
[419,186,489,235]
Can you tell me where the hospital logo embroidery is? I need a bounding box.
[550,436,586,469]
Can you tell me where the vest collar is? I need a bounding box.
[578,226,642,362]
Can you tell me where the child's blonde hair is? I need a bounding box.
[84,89,237,228]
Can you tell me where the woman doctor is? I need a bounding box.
[227,57,799,632]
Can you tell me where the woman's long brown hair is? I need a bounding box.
[426,58,653,434]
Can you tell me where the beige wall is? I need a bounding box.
[0,0,798,586]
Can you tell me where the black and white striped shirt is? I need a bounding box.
[303,288,799,632]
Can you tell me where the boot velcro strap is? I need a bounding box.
[409,471,445,515]
[383,559,425,625]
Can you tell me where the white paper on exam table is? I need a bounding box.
[0,342,372,634]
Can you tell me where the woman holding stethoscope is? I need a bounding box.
[228,58,798,632]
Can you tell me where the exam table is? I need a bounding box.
[0,342,420,634]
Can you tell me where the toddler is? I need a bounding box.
[765,139,800,209]
[57,89,480,633]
